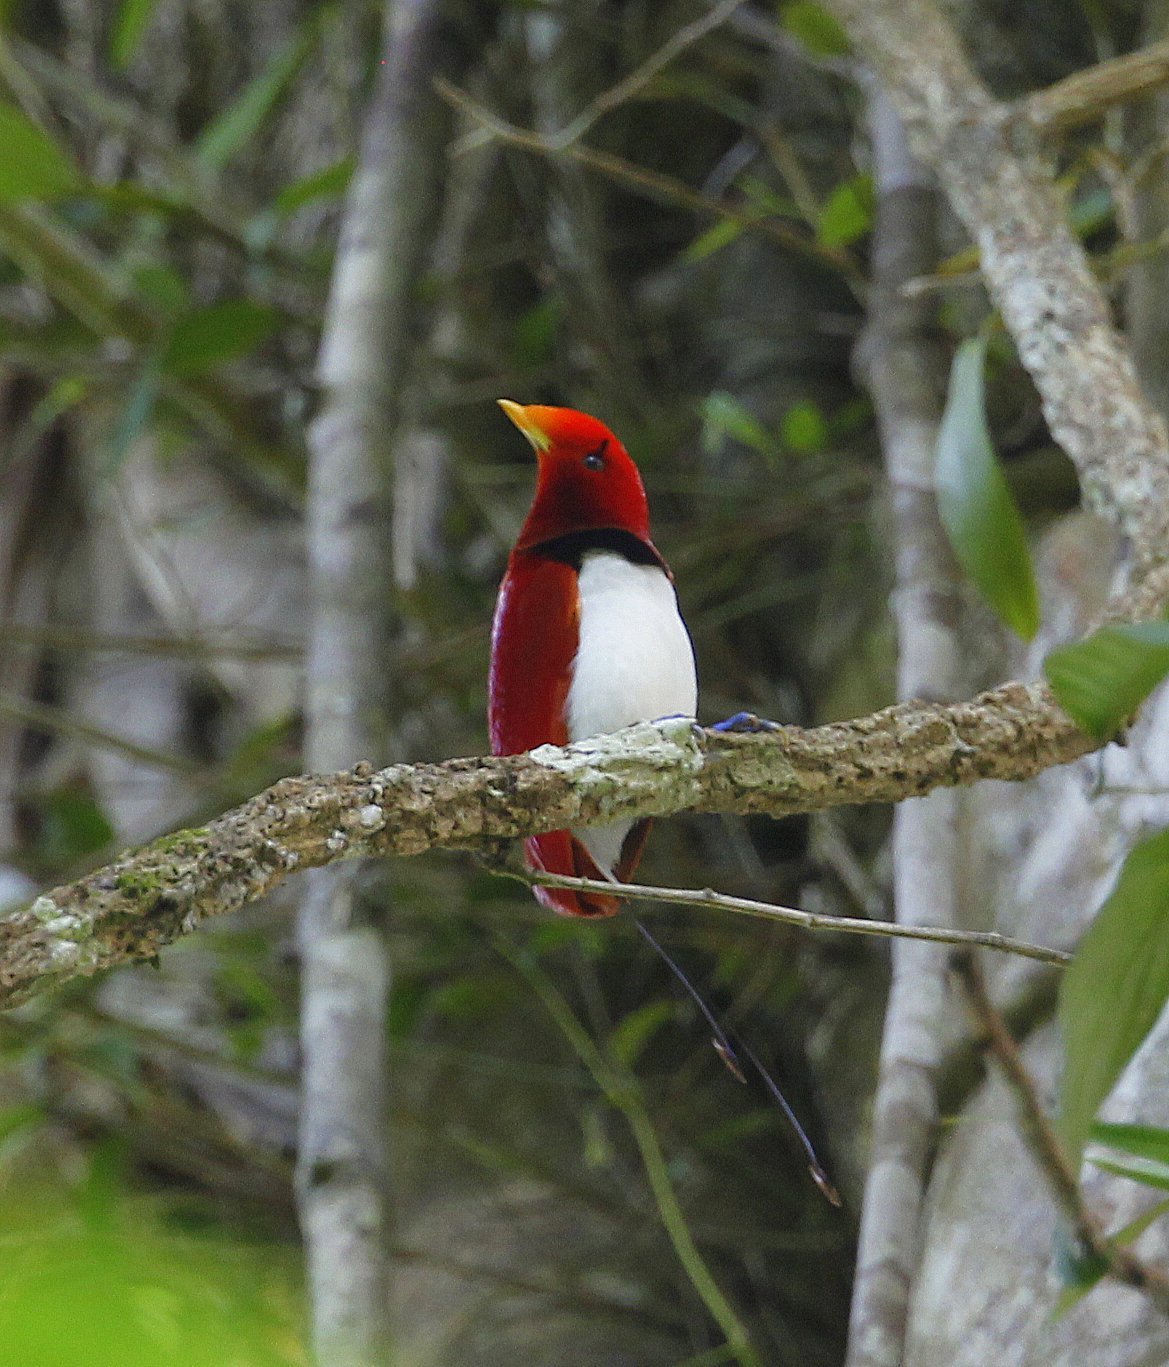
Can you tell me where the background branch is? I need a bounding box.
[952,953,1169,1313]
[296,1,471,1361]
[846,88,962,1367]
[1023,38,1169,133]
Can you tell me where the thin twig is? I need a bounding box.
[1024,39,1169,134]
[545,0,749,151]
[0,622,303,661]
[522,870,1071,967]
[0,687,203,778]
[435,79,865,289]
[952,952,1169,1315]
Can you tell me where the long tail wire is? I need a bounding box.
[633,916,841,1207]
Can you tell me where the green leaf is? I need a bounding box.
[273,155,354,215]
[1052,1229,1109,1313]
[110,0,162,69]
[936,336,1039,639]
[700,391,775,457]
[782,400,827,454]
[1088,1153,1169,1193]
[609,1000,674,1066]
[0,103,79,201]
[102,361,161,475]
[130,262,189,315]
[684,215,747,263]
[195,17,320,171]
[817,174,873,248]
[1070,185,1114,239]
[33,789,114,867]
[1045,622,1169,741]
[163,299,280,375]
[1054,1191,1169,1317]
[1059,827,1169,1172]
[1090,1120,1169,1166]
[778,1,850,56]
[512,293,562,370]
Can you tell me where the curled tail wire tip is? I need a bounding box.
[712,1037,748,1084]
[811,1167,843,1208]
[634,915,839,1205]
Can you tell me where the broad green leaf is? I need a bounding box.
[195,17,320,171]
[0,1179,302,1366]
[1090,1120,1169,1166]
[110,0,162,69]
[609,1000,674,1067]
[1045,622,1169,741]
[163,299,279,375]
[1059,827,1169,1172]
[0,103,78,201]
[778,1,849,56]
[936,336,1039,639]
[817,174,873,248]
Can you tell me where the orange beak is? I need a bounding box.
[498,398,552,455]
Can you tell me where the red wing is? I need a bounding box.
[490,552,650,919]
[489,552,578,756]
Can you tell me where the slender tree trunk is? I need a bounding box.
[847,89,962,1367]
[297,2,470,1361]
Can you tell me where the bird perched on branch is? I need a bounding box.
[489,400,697,917]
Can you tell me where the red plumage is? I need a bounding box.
[489,402,694,918]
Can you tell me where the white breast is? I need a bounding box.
[567,550,697,875]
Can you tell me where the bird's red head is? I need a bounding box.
[499,400,652,553]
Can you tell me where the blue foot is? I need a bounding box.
[709,711,782,734]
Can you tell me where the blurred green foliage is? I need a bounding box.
[0,1144,303,1366]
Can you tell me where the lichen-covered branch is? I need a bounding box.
[821,0,1169,581]
[0,682,1096,1010]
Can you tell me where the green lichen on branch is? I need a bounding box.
[0,682,1097,1009]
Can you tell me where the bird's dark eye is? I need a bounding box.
[583,440,607,471]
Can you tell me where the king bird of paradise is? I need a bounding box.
[487,399,838,1205]
[488,400,698,917]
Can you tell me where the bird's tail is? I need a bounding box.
[524,818,653,917]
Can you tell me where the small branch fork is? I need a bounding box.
[952,953,1169,1314]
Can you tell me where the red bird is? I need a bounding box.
[489,401,697,917]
